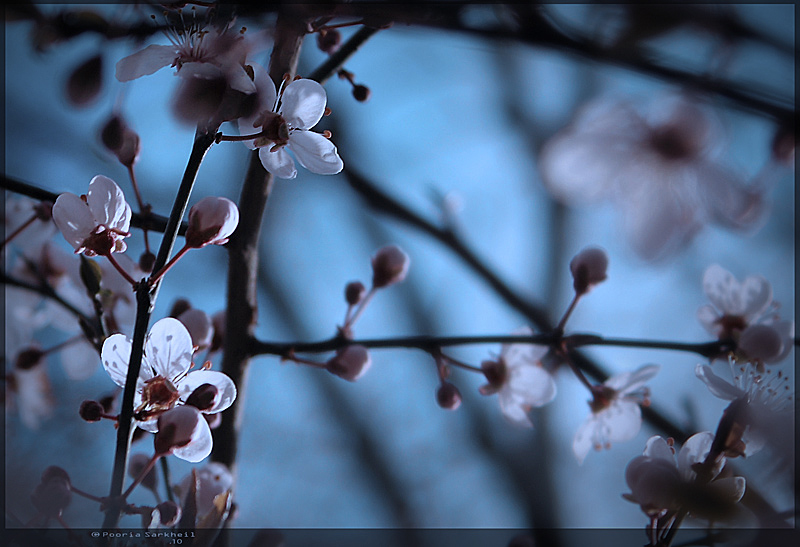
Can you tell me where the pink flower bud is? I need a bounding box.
[154,406,202,456]
[185,383,219,412]
[178,308,214,350]
[31,466,72,518]
[738,324,783,362]
[66,54,103,107]
[345,281,366,305]
[79,400,104,422]
[570,246,609,295]
[326,345,372,382]
[436,382,462,410]
[316,29,342,54]
[128,453,158,492]
[185,197,240,248]
[371,245,409,288]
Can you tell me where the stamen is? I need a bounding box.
[322,130,332,139]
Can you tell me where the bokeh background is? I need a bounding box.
[4,3,795,544]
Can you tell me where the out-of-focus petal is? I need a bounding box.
[606,364,659,394]
[500,326,549,368]
[507,365,557,408]
[116,44,177,81]
[697,305,721,336]
[605,400,642,442]
[572,417,596,464]
[288,131,343,175]
[60,339,99,381]
[695,364,742,400]
[643,435,675,463]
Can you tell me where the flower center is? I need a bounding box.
[589,385,617,413]
[135,375,180,421]
[253,111,290,149]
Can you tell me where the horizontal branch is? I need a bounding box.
[1,173,187,235]
[248,332,732,360]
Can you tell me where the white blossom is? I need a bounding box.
[539,95,764,260]
[52,175,132,257]
[479,327,557,427]
[101,318,236,431]
[698,264,793,364]
[573,364,659,463]
[238,63,343,179]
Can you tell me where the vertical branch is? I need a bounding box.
[102,127,216,529]
[212,11,306,472]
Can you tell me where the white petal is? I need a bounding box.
[172,415,213,463]
[695,364,742,401]
[226,64,257,94]
[498,393,534,428]
[703,265,742,315]
[697,305,722,335]
[643,436,675,463]
[738,275,773,319]
[500,326,549,368]
[116,44,178,82]
[708,476,746,504]
[677,431,716,481]
[137,416,159,433]
[101,334,133,388]
[572,417,596,464]
[144,318,193,380]
[179,370,237,413]
[178,61,223,81]
[60,339,99,380]
[506,365,557,408]
[237,63,276,138]
[604,401,642,442]
[288,131,343,175]
[259,147,297,179]
[280,79,326,130]
[606,364,659,394]
[52,193,95,249]
[696,162,765,230]
[87,175,131,232]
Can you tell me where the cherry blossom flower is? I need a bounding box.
[698,264,793,364]
[7,348,55,429]
[238,63,343,179]
[115,18,256,95]
[52,175,132,257]
[185,196,239,248]
[696,358,792,456]
[624,433,745,526]
[479,327,557,427]
[154,405,212,462]
[539,95,765,260]
[573,364,659,463]
[101,318,236,431]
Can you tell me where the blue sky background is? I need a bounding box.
[4,3,795,541]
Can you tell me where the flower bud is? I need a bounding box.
[128,453,158,493]
[185,384,219,412]
[139,251,156,273]
[371,245,410,288]
[31,466,72,518]
[116,128,141,168]
[345,281,366,305]
[316,29,341,54]
[154,406,202,456]
[436,382,462,410]
[66,54,103,107]
[154,500,182,527]
[326,345,372,382]
[15,347,44,370]
[33,201,53,221]
[178,308,214,350]
[738,324,783,362]
[185,197,240,248]
[100,115,126,152]
[352,84,371,103]
[569,246,609,295]
[79,400,104,422]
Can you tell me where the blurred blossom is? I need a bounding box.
[174,462,234,521]
[479,327,557,427]
[698,264,793,364]
[177,308,215,350]
[8,348,55,429]
[624,433,745,524]
[326,345,372,382]
[573,364,658,463]
[569,246,609,295]
[238,64,343,179]
[695,358,792,456]
[539,95,766,260]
